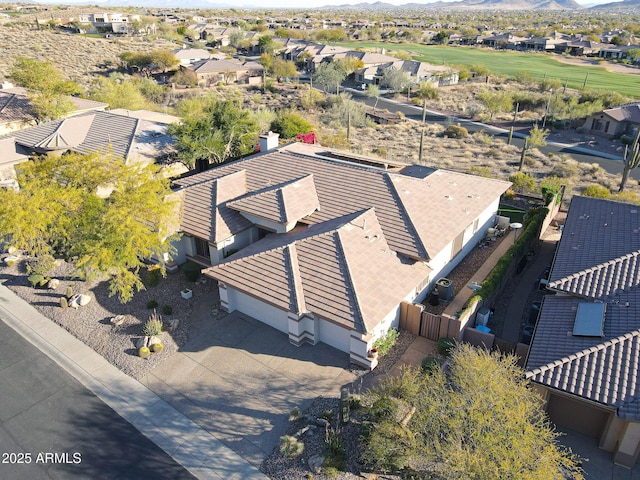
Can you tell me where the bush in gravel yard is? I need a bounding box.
[26,255,55,276]
[142,311,163,336]
[279,435,304,458]
[147,267,162,287]
[422,356,442,372]
[443,124,468,138]
[146,299,158,309]
[162,304,173,315]
[437,338,456,356]
[583,184,611,198]
[182,261,201,282]
[320,409,334,421]
[28,274,49,288]
[289,407,301,421]
[373,328,399,357]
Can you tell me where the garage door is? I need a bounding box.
[232,289,288,334]
[547,392,611,438]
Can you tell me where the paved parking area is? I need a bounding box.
[140,295,361,467]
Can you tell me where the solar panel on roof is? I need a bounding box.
[572,302,606,337]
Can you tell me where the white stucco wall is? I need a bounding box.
[415,199,500,303]
[317,319,351,353]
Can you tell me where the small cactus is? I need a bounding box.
[138,346,151,359]
[66,286,73,299]
[60,297,68,308]
[150,342,164,353]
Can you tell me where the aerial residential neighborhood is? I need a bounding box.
[2,1,640,478]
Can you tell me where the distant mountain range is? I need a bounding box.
[27,0,638,9]
[326,0,582,9]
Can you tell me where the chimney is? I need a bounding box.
[259,131,279,152]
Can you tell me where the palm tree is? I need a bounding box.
[415,82,438,164]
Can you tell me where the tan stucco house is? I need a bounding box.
[172,138,510,368]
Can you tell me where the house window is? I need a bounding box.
[195,238,209,258]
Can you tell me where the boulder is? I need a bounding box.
[136,336,149,349]
[7,246,17,254]
[110,315,125,326]
[78,294,91,306]
[68,294,80,309]
[47,279,60,290]
[4,255,20,265]
[308,454,324,474]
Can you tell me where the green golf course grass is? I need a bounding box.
[337,42,640,98]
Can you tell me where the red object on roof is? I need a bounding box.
[295,132,316,145]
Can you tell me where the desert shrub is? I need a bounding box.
[26,255,55,276]
[374,328,399,357]
[370,395,398,421]
[171,68,198,87]
[142,312,163,336]
[613,190,640,204]
[538,78,562,92]
[279,435,304,458]
[437,337,456,356]
[508,172,536,193]
[443,124,468,138]
[551,160,580,178]
[503,188,516,200]
[182,261,201,282]
[162,304,173,315]
[513,70,533,84]
[270,110,313,139]
[289,407,301,422]
[421,356,442,372]
[147,267,162,287]
[146,300,159,309]
[349,395,362,410]
[321,409,334,421]
[541,185,559,205]
[583,184,611,198]
[467,166,493,178]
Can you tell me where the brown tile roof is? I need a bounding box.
[604,102,640,124]
[176,143,509,261]
[526,196,640,419]
[180,170,251,243]
[206,208,432,332]
[0,88,106,128]
[227,174,320,226]
[2,111,140,160]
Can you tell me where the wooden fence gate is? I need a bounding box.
[399,302,461,341]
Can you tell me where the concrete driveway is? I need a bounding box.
[140,294,360,467]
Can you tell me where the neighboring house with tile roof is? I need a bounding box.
[354,60,458,87]
[0,86,107,136]
[581,102,640,138]
[172,138,510,367]
[173,47,212,66]
[187,59,264,86]
[0,110,174,179]
[525,196,640,467]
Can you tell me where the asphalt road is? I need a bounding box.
[341,87,638,181]
[0,319,195,480]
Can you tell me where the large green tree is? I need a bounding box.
[313,62,347,94]
[9,57,82,122]
[0,152,179,302]
[361,344,583,479]
[169,98,260,169]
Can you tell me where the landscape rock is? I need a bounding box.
[167,318,180,331]
[47,279,60,290]
[68,294,80,309]
[78,294,91,306]
[136,336,149,349]
[4,255,20,265]
[110,315,125,326]
[308,454,324,474]
[7,246,17,254]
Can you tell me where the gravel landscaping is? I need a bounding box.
[0,255,214,380]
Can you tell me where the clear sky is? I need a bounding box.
[239,0,612,7]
